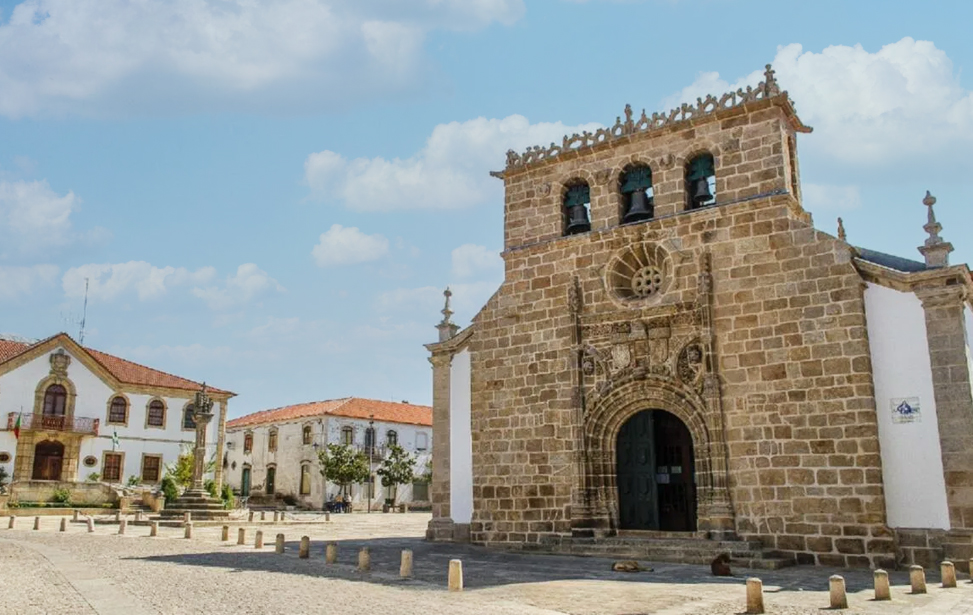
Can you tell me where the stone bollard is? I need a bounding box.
[87,518,94,533]
[874,569,891,601]
[325,512,330,522]
[150,521,159,537]
[910,565,927,594]
[400,550,413,578]
[275,533,285,554]
[942,561,957,588]
[273,511,280,523]
[237,527,246,545]
[248,511,254,522]
[326,542,337,564]
[135,510,143,522]
[184,522,193,539]
[73,510,80,522]
[33,516,40,530]
[448,559,463,592]
[114,511,121,522]
[183,512,191,524]
[7,516,14,529]
[255,530,264,549]
[746,577,764,615]
[358,547,370,571]
[221,525,229,541]
[299,536,310,559]
[829,575,847,609]
[260,511,266,521]
[59,518,67,532]
[118,519,127,535]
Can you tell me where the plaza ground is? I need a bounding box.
[1,512,972,614]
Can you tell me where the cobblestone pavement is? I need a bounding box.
[2,512,973,614]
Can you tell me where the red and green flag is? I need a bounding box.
[13,412,21,439]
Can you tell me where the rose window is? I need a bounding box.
[606,243,670,303]
[631,266,664,297]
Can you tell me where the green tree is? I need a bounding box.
[376,444,417,506]
[164,445,215,489]
[317,443,369,497]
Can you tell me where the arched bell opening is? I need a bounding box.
[32,440,65,481]
[685,153,716,211]
[616,409,697,532]
[563,181,592,236]
[619,165,654,224]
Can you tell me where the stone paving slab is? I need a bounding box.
[2,513,973,614]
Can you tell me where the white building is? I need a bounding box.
[225,398,432,510]
[0,333,233,501]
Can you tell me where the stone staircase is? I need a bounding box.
[530,531,794,570]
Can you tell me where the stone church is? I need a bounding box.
[425,65,973,570]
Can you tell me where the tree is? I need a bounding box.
[317,443,369,497]
[376,444,417,506]
[164,444,215,489]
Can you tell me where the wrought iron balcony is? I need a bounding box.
[6,412,100,436]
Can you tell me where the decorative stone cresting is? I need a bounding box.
[504,65,798,172]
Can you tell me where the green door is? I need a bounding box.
[616,411,658,530]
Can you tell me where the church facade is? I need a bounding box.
[425,66,973,570]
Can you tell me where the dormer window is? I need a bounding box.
[686,154,716,210]
[564,183,591,235]
[620,166,654,224]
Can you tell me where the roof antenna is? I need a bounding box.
[78,278,89,345]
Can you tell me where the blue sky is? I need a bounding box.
[1,0,972,419]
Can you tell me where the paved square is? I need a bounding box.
[2,512,972,614]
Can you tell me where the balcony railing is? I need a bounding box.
[6,412,100,436]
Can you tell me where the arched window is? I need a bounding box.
[243,431,253,453]
[685,153,716,210]
[300,463,311,495]
[302,425,313,445]
[43,384,67,416]
[620,165,654,224]
[563,182,591,235]
[182,404,196,430]
[268,428,278,452]
[146,399,165,428]
[341,426,353,445]
[108,396,128,424]
[386,430,398,446]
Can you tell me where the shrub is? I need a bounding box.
[126,475,140,488]
[86,472,101,482]
[282,494,298,506]
[204,479,219,499]
[161,475,179,506]
[221,483,235,509]
[51,488,71,505]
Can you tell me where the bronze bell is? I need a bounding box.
[623,190,653,224]
[692,177,713,207]
[565,204,591,235]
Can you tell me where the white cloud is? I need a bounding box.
[451,244,503,279]
[192,263,284,310]
[62,261,216,302]
[0,265,59,300]
[311,224,390,267]
[666,38,973,165]
[802,184,861,211]
[0,179,101,259]
[304,115,601,211]
[0,0,524,117]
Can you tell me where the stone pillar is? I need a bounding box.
[919,285,973,532]
[72,510,80,522]
[255,530,264,549]
[118,519,127,535]
[275,533,285,553]
[400,550,413,577]
[299,536,310,559]
[221,525,229,541]
[184,522,193,539]
[59,518,67,532]
[326,542,337,564]
[358,547,370,571]
[33,517,40,530]
[150,521,159,537]
[87,518,94,533]
[448,559,463,591]
[874,570,890,601]
[237,527,246,545]
[426,352,454,541]
[214,399,228,489]
[7,516,14,529]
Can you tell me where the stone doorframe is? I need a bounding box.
[13,432,83,483]
[577,376,735,539]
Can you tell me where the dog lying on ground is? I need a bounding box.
[612,560,652,572]
[710,553,733,576]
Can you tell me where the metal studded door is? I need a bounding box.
[616,411,658,530]
[654,411,697,532]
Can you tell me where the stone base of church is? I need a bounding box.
[425,517,470,542]
[896,528,973,572]
[159,489,229,520]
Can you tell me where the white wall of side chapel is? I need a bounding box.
[225,415,431,509]
[449,349,473,524]
[0,345,220,485]
[864,283,950,530]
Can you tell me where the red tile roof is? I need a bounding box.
[0,334,232,395]
[227,398,432,430]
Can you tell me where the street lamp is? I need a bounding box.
[367,414,375,514]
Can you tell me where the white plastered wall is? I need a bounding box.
[864,282,950,529]
[449,348,473,524]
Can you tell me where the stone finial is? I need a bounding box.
[837,217,847,242]
[436,287,460,342]
[763,64,780,96]
[917,190,954,268]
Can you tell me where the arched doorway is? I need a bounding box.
[32,440,65,481]
[616,410,696,532]
[241,465,252,496]
[265,466,276,495]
